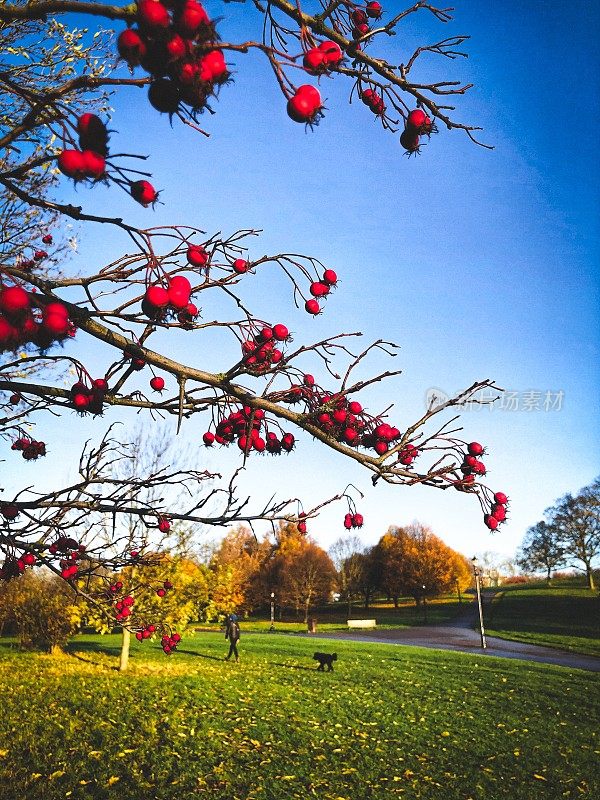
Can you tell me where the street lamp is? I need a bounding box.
[269,592,275,632]
[471,556,487,649]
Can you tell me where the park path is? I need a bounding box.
[297,598,600,673]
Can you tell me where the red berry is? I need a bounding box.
[407,108,427,131]
[310,281,329,298]
[297,521,307,534]
[319,40,343,66]
[176,0,210,38]
[366,1,383,19]
[117,28,147,68]
[158,518,171,533]
[322,269,337,286]
[491,504,507,522]
[186,244,209,267]
[287,86,322,124]
[0,286,30,316]
[232,258,249,274]
[352,513,364,528]
[281,432,295,452]
[137,0,171,32]
[494,492,508,505]
[303,374,315,387]
[468,441,484,456]
[203,431,215,446]
[131,180,158,207]
[484,514,499,531]
[145,285,170,309]
[150,376,165,392]
[42,234,53,245]
[58,149,87,181]
[272,324,289,341]
[305,299,320,315]
[303,48,325,74]
[200,50,228,83]
[82,150,105,180]
[374,441,388,455]
[400,129,420,153]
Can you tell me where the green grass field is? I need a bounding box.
[223,596,466,633]
[485,584,600,657]
[1,633,598,800]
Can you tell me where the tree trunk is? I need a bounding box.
[119,626,130,672]
[586,563,595,591]
[364,591,370,610]
[546,566,552,584]
[347,595,352,619]
[393,595,399,608]
[303,599,310,624]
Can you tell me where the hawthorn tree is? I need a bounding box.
[0,1,509,645]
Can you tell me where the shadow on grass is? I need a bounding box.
[176,649,224,662]
[271,661,317,671]
[67,640,124,657]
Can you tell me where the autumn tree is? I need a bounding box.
[0,570,81,653]
[210,525,272,614]
[264,523,337,621]
[373,522,470,606]
[0,1,509,640]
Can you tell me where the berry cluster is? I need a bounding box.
[161,631,181,654]
[343,512,364,529]
[0,551,36,581]
[156,579,173,598]
[202,405,295,456]
[135,623,157,641]
[114,593,136,622]
[0,283,74,353]
[69,377,109,415]
[485,491,509,531]
[398,443,419,466]
[117,1,228,120]
[351,2,383,40]
[240,323,289,375]
[303,41,343,74]
[11,435,46,461]
[361,88,386,117]
[400,108,435,154]
[53,538,85,580]
[58,113,109,182]
[142,276,198,323]
[306,269,338,315]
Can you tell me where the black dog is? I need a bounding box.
[313,651,337,671]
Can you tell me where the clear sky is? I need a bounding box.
[6,1,599,562]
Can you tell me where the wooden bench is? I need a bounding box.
[347,619,376,629]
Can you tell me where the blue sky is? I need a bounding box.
[7,1,599,562]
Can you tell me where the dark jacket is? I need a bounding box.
[226,620,240,642]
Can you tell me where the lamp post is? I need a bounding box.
[269,592,275,632]
[471,557,487,649]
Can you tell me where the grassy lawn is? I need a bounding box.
[485,585,600,657]
[0,633,598,800]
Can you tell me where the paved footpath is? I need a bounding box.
[298,604,600,673]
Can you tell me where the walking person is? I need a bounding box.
[224,614,240,662]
